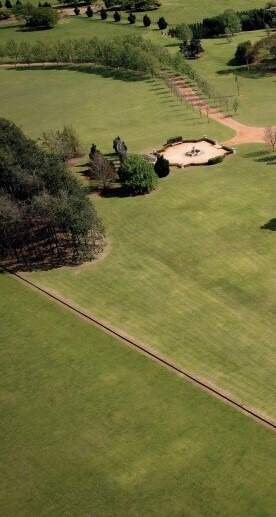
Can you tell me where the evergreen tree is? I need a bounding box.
[113,10,121,22]
[100,8,107,20]
[128,12,136,24]
[74,6,80,15]
[86,5,93,17]
[154,155,170,178]
[157,17,168,30]
[143,14,151,28]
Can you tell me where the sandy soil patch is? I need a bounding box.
[159,140,228,167]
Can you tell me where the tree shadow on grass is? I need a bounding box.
[243,150,276,164]
[255,154,276,164]
[261,218,276,231]
[217,64,275,79]
[11,64,148,82]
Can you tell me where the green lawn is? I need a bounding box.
[0,67,231,151]
[25,145,276,422]
[191,30,275,126]
[2,0,265,24]
[1,273,276,516]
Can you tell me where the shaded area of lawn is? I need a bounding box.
[1,273,276,516]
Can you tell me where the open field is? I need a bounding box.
[3,0,266,24]
[19,144,276,421]
[0,67,232,150]
[190,29,276,127]
[1,273,276,516]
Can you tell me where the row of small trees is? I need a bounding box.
[0,119,104,270]
[0,34,171,74]
[75,5,168,30]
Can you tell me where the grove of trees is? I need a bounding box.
[233,34,276,65]
[0,119,104,269]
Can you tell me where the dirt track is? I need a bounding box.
[168,77,266,146]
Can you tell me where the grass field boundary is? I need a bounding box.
[7,269,276,432]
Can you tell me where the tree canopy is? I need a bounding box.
[0,119,104,269]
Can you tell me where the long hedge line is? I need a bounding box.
[0,34,171,75]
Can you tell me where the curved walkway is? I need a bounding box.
[168,76,266,146]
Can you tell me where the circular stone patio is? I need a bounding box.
[158,139,232,168]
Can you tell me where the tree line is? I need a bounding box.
[73,4,168,30]
[171,7,276,40]
[0,119,104,270]
[0,34,171,75]
[233,33,276,66]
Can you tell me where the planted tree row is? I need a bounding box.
[0,34,171,75]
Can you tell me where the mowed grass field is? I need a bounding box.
[191,30,276,126]
[4,0,265,24]
[0,67,232,150]
[1,273,276,516]
[0,16,274,126]
[25,144,276,422]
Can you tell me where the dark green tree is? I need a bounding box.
[234,40,253,65]
[128,12,136,24]
[118,154,158,195]
[143,14,151,28]
[5,0,12,8]
[74,5,80,15]
[113,10,121,22]
[100,8,107,20]
[157,16,167,30]
[24,6,58,29]
[86,5,93,17]
[154,155,170,178]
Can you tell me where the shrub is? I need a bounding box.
[74,6,80,15]
[169,23,192,41]
[118,154,158,194]
[154,155,170,177]
[234,40,253,65]
[5,0,12,8]
[86,5,93,17]
[128,12,136,24]
[166,136,182,144]
[207,155,224,165]
[41,125,83,161]
[122,0,160,11]
[143,14,151,27]
[100,8,107,20]
[24,6,58,28]
[113,10,121,22]
[157,16,167,30]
